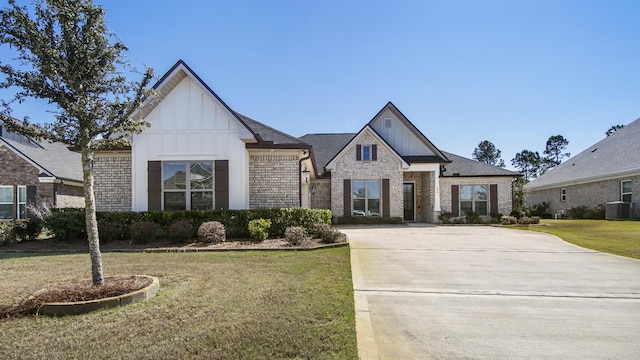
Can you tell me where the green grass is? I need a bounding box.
[0,248,357,359]
[515,219,640,259]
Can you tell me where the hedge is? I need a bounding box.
[45,208,332,242]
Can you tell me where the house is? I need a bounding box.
[525,117,640,218]
[93,60,314,212]
[0,121,84,219]
[301,102,520,222]
[94,60,520,222]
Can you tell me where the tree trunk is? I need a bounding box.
[81,147,104,286]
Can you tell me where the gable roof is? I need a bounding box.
[0,127,82,182]
[139,60,308,149]
[441,151,521,177]
[526,117,640,190]
[368,102,450,163]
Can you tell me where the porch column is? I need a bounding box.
[433,170,441,212]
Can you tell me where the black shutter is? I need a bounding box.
[372,144,378,161]
[451,185,459,217]
[356,145,362,161]
[382,179,390,217]
[148,161,162,210]
[26,185,37,219]
[343,179,351,216]
[490,184,498,214]
[215,160,229,210]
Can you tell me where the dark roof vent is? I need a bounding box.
[591,148,598,153]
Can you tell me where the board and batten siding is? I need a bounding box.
[131,76,253,211]
[369,108,436,156]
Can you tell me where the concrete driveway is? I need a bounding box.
[342,225,640,359]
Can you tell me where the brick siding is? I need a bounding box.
[440,177,514,218]
[310,179,331,209]
[94,153,132,212]
[249,153,300,208]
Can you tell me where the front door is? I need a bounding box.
[403,183,415,221]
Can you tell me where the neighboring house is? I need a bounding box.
[0,121,84,219]
[525,117,640,218]
[301,102,520,222]
[93,60,313,212]
[93,60,519,222]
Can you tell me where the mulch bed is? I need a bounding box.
[0,275,151,319]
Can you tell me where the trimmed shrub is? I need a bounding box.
[464,211,481,224]
[197,221,226,244]
[284,226,307,245]
[248,218,271,241]
[438,211,453,224]
[490,212,503,224]
[46,208,86,242]
[313,223,341,244]
[168,220,194,243]
[97,220,122,243]
[129,221,156,244]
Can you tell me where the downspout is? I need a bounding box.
[299,150,311,207]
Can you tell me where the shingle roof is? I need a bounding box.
[526,117,640,190]
[234,112,309,146]
[299,132,517,177]
[0,136,82,182]
[441,151,521,177]
[299,133,356,175]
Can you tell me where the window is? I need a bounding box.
[0,186,14,219]
[622,181,632,202]
[362,145,371,161]
[163,162,213,210]
[17,186,26,219]
[352,180,380,216]
[460,185,488,216]
[560,188,566,202]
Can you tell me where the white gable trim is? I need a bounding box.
[325,125,409,171]
[139,61,255,141]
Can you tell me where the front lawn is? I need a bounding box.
[517,219,640,259]
[0,248,357,359]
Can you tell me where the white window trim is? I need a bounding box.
[352,179,381,217]
[362,145,371,162]
[621,180,632,202]
[0,185,14,220]
[560,188,567,202]
[17,185,26,220]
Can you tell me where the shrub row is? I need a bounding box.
[45,208,332,243]
[500,215,540,225]
[336,216,403,225]
[438,211,503,225]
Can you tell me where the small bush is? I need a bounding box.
[284,226,307,245]
[465,211,481,224]
[129,221,156,244]
[98,220,122,244]
[12,218,43,242]
[248,218,271,241]
[168,220,194,243]
[490,212,503,224]
[313,223,341,244]
[197,221,226,244]
[46,208,86,242]
[0,221,16,246]
[518,216,540,225]
[438,211,453,224]
[500,216,518,225]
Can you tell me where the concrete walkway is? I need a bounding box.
[343,225,640,359]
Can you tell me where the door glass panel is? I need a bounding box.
[403,183,414,221]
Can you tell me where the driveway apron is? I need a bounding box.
[343,225,640,359]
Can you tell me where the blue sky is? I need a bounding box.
[3,0,639,170]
